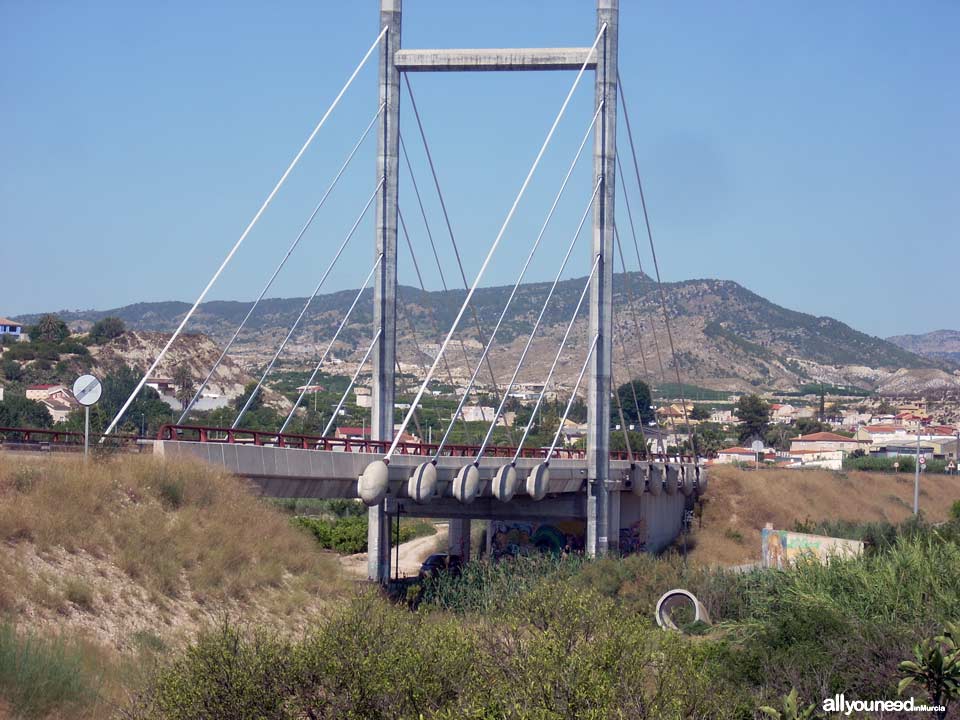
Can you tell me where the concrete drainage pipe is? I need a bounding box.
[655,589,711,631]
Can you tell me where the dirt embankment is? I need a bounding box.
[689,465,960,566]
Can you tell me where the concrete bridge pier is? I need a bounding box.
[448,518,471,561]
[368,0,402,583]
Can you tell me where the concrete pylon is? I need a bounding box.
[448,518,471,561]
[368,0,401,583]
[586,0,618,558]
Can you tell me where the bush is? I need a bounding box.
[88,317,125,344]
[2,358,22,381]
[292,515,435,554]
[0,622,101,718]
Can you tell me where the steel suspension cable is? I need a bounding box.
[180,103,385,423]
[233,180,383,427]
[432,108,603,460]
[619,75,698,460]
[398,209,473,439]
[102,26,388,438]
[278,253,383,434]
[546,334,598,461]
[616,154,679,454]
[512,254,601,464]
[612,225,655,456]
[398,140,486,443]
[474,180,602,462]
[616,158,669,389]
[615,224,670,454]
[610,366,635,463]
[403,77,519,444]
[613,314,648,459]
[384,25,606,462]
[432,180,599,461]
[321,329,382,438]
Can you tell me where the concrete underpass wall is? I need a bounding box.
[619,491,688,553]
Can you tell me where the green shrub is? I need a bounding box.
[292,515,435,554]
[0,622,101,718]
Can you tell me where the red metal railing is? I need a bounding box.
[156,423,650,461]
[0,427,140,446]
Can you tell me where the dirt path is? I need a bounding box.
[340,523,447,579]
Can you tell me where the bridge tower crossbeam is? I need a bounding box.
[370,0,619,582]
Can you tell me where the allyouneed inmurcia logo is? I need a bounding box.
[822,693,946,716]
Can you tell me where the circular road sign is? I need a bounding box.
[919,456,926,466]
[751,439,764,452]
[72,374,102,407]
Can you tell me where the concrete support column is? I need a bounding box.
[586,0,618,558]
[608,488,621,554]
[368,0,402,583]
[448,518,471,561]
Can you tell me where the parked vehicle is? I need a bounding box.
[418,553,463,579]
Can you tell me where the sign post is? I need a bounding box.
[73,374,102,461]
[751,439,764,471]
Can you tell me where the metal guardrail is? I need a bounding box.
[0,426,140,448]
[156,424,696,463]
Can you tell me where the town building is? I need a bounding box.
[41,395,75,423]
[789,431,865,454]
[25,384,70,402]
[714,446,775,464]
[0,317,23,340]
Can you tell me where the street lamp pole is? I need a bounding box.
[913,427,921,515]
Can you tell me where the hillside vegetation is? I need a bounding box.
[17,272,947,393]
[691,464,960,566]
[0,455,346,719]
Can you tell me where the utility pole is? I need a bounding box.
[913,427,921,515]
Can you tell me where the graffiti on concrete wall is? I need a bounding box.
[761,525,863,569]
[619,519,647,554]
[490,520,585,559]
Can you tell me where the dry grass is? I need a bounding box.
[0,455,348,652]
[689,465,960,566]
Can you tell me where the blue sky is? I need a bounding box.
[1,1,956,338]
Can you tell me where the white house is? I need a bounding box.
[0,317,23,340]
[25,384,70,401]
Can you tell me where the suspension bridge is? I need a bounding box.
[93,0,707,582]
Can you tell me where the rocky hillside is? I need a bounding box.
[888,329,960,365]
[17,274,958,395]
[89,330,251,400]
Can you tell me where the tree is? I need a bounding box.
[616,379,654,427]
[898,623,959,720]
[795,417,831,435]
[690,405,711,421]
[88,317,125,344]
[30,314,69,344]
[172,365,198,412]
[0,394,54,428]
[233,381,264,413]
[735,394,770,443]
[94,365,173,435]
[2,359,22,382]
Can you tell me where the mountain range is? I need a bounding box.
[17,273,960,396]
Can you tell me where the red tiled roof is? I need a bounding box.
[718,447,754,454]
[0,317,21,326]
[865,425,903,433]
[27,384,60,390]
[793,432,857,442]
[336,426,371,437]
